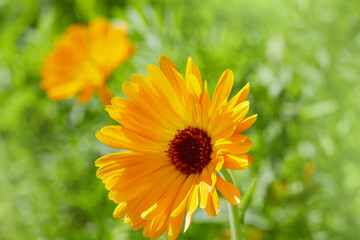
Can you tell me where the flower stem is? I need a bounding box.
[221,169,241,240]
[239,177,257,224]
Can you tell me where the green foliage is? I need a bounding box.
[1,0,359,239]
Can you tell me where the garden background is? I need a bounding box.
[1,0,360,239]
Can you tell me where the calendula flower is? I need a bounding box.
[96,56,257,239]
[40,18,135,104]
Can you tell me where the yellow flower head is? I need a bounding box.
[40,18,135,104]
[96,56,257,239]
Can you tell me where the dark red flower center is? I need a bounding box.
[166,126,213,175]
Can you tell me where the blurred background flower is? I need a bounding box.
[40,18,135,104]
[0,0,359,239]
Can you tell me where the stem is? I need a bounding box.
[221,169,241,240]
[239,177,257,224]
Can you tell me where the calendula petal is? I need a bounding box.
[167,208,185,240]
[231,101,250,123]
[171,175,198,217]
[159,55,182,96]
[215,174,241,205]
[147,64,185,116]
[186,74,202,98]
[46,80,84,100]
[209,69,234,116]
[205,188,220,217]
[107,96,175,138]
[198,167,212,208]
[235,114,258,133]
[77,88,95,103]
[222,153,253,170]
[214,138,253,155]
[186,57,203,91]
[141,174,187,220]
[227,82,250,110]
[96,125,163,152]
[122,171,180,227]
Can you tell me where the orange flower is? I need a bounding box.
[96,56,257,239]
[40,18,135,104]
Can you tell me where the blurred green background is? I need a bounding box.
[1,0,360,239]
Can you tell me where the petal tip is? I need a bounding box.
[159,54,169,62]
[95,130,101,138]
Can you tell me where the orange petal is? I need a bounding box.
[46,80,84,100]
[144,215,168,239]
[98,85,113,105]
[113,202,127,218]
[222,153,253,170]
[147,64,184,115]
[227,82,250,110]
[205,188,220,217]
[184,183,200,232]
[184,212,193,232]
[159,55,181,96]
[214,138,253,155]
[215,174,241,205]
[167,208,185,240]
[230,139,253,154]
[215,155,225,171]
[209,69,234,116]
[122,171,180,227]
[231,101,250,122]
[77,88,95,103]
[210,111,237,141]
[200,80,211,129]
[95,125,161,152]
[171,174,197,217]
[199,167,212,208]
[107,96,175,137]
[185,57,203,90]
[186,74,202,98]
[141,174,187,220]
[235,114,258,133]
[186,184,199,216]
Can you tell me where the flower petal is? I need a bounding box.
[186,57,203,91]
[227,82,250,110]
[214,138,253,155]
[167,208,185,240]
[222,153,253,170]
[231,101,250,123]
[171,174,198,217]
[200,80,211,129]
[205,188,220,217]
[147,64,185,115]
[121,171,181,227]
[97,85,113,105]
[141,174,187,220]
[45,80,84,100]
[186,74,202,98]
[215,174,241,205]
[96,125,163,152]
[198,167,212,208]
[209,69,234,116]
[106,96,175,138]
[184,183,199,232]
[235,114,258,133]
[159,55,182,96]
